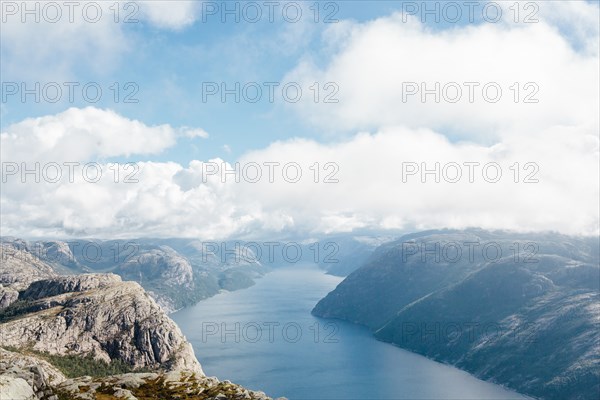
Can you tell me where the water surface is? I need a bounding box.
[172,265,528,400]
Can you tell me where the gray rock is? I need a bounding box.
[20,273,122,300]
[0,243,57,291]
[0,274,202,374]
[0,376,36,399]
[0,285,19,309]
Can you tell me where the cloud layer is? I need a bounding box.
[1,108,597,239]
[1,2,598,239]
[283,2,599,142]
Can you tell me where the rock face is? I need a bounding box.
[0,285,19,309]
[313,229,600,400]
[117,248,195,289]
[19,273,122,300]
[0,347,65,400]
[0,376,36,400]
[115,247,199,312]
[0,243,57,291]
[0,273,202,375]
[0,238,282,400]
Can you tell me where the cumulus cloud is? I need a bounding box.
[0,107,194,163]
[1,114,597,238]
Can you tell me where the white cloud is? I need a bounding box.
[283,4,599,142]
[0,107,186,163]
[139,1,202,30]
[179,127,209,139]
[1,3,598,240]
[509,0,599,55]
[0,2,129,81]
[1,111,598,238]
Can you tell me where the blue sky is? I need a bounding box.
[1,1,516,162]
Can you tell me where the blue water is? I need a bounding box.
[172,264,529,400]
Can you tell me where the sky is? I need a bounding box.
[1,0,599,239]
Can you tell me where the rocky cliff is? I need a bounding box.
[0,273,202,375]
[0,250,282,400]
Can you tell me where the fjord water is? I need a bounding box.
[172,264,528,400]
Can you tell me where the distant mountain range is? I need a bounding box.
[313,229,600,400]
[0,234,390,313]
[4,229,595,399]
[0,237,269,313]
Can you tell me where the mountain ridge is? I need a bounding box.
[312,229,600,400]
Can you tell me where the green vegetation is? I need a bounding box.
[0,299,38,323]
[39,353,142,378]
[5,347,149,378]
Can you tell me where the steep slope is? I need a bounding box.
[313,229,600,400]
[0,273,202,374]
[313,229,506,327]
[0,271,283,399]
[114,246,201,312]
[375,255,599,399]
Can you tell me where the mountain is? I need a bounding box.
[0,238,269,313]
[316,235,395,276]
[0,253,283,399]
[0,242,57,291]
[0,273,201,373]
[312,229,600,400]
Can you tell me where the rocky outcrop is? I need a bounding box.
[0,376,37,400]
[28,241,82,273]
[117,248,195,289]
[54,370,280,400]
[0,285,19,309]
[0,347,65,400]
[0,274,202,375]
[0,240,281,400]
[0,348,284,400]
[115,247,198,312]
[0,243,57,291]
[19,273,121,300]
